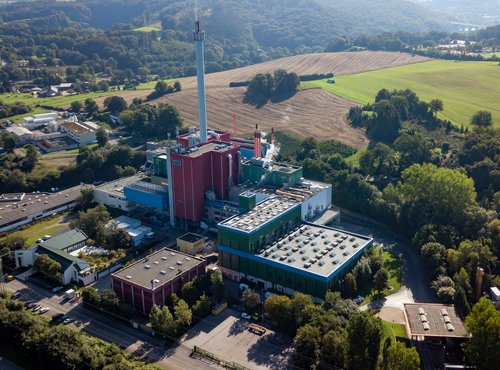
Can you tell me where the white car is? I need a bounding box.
[39,307,50,314]
[241,313,252,320]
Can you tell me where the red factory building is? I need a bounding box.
[169,135,241,223]
[111,248,206,314]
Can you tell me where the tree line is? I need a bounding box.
[275,88,498,368]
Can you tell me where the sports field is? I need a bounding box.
[304,60,500,128]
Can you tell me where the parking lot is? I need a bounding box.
[182,309,293,369]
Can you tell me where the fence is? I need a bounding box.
[192,346,251,370]
[97,263,122,279]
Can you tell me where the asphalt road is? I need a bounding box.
[0,357,24,370]
[334,211,436,310]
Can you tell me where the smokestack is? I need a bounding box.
[254,124,261,158]
[271,127,275,144]
[194,20,207,144]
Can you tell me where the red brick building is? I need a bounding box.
[111,248,207,314]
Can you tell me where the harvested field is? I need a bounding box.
[155,86,368,148]
[94,51,429,146]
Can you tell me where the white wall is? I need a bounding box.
[301,185,332,221]
[93,189,129,211]
[14,248,36,268]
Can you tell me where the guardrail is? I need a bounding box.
[192,346,251,370]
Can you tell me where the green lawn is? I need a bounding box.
[0,90,127,109]
[481,52,498,60]
[303,60,500,128]
[345,149,366,168]
[358,249,403,303]
[0,213,69,247]
[381,320,408,344]
[134,26,161,32]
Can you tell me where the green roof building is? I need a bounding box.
[218,197,373,299]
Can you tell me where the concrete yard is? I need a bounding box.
[182,309,293,369]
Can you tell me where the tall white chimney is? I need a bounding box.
[194,20,207,144]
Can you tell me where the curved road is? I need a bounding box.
[335,211,436,311]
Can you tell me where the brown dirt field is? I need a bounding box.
[94,51,429,147]
[156,86,368,148]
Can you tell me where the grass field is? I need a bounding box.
[0,213,69,247]
[303,60,500,128]
[382,320,408,343]
[134,26,161,32]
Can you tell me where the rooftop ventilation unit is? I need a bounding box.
[304,263,311,268]
[126,275,132,279]
[144,265,151,269]
[154,261,159,265]
[440,309,448,316]
[446,323,455,331]
[423,323,430,331]
[160,270,166,275]
[418,308,426,315]
[185,257,191,261]
[161,256,167,260]
[302,256,309,261]
[176,261,183,266]
[444,316,451,324]
[310,258,317,264]
[333,260,339,265]
[169,266,175,270]
[420,315,428,323]
[153,279,160,284]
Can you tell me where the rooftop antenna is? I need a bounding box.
[194,20,207,144]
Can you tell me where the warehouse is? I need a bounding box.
[218,196,373,299]
[111,248,207,314]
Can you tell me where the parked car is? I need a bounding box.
[62,317,74,325]
[353,295,365,304]
[241,312,252,320]
[26,302,37,309]
[42,235,52,241]
[32,305,41,312]
[39,307,50,314]
[4,275,14,282]
[52,313,65,321]
[11,291,21,299]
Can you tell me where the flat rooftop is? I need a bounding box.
[0,186,83,230]
[112,248,205,289]
[94,174,145,196]
[404,303,468,338]
[230,179,331,204]
[61,121,96,134]
[177,142,237,158]
[178,232,204,243]
[220,197,299,233]
[253,223,372,279]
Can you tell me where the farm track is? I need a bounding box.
[95,51,429,146]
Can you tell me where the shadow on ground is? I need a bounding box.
[247,332,293,368]
[228,319,248,336]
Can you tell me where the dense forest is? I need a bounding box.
[0,0,452,88]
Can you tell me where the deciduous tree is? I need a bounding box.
[463,297,500,370]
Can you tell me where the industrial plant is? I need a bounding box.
[104,21,372,303]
